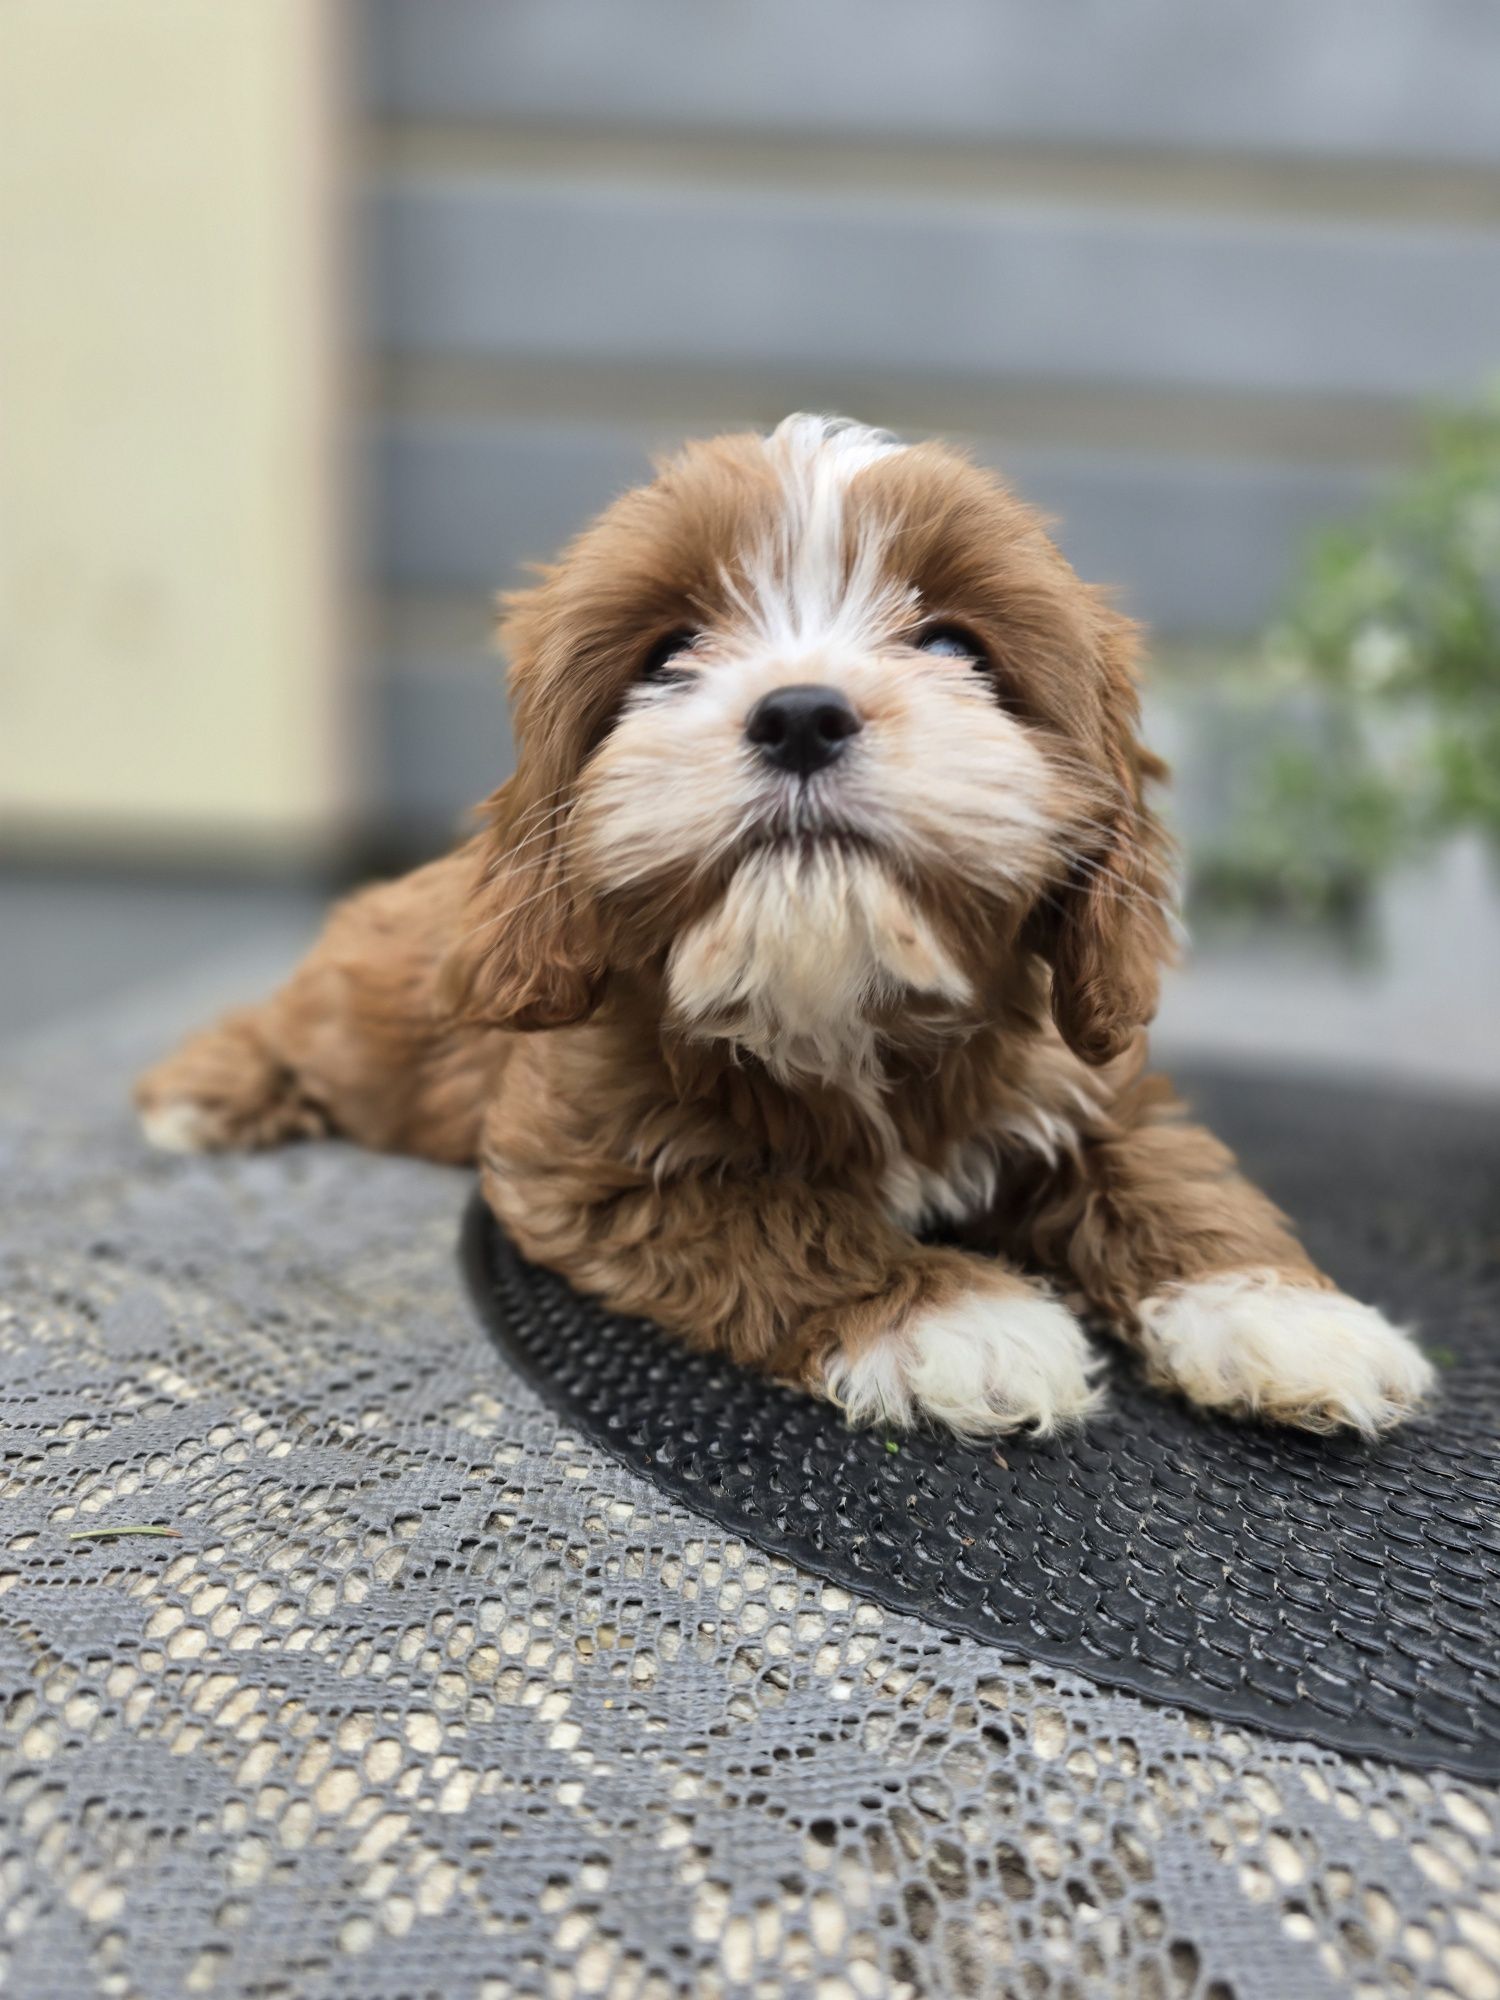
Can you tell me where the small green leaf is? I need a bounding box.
[884,1439,900,1454]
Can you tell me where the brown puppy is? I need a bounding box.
[137,417,1432,1437]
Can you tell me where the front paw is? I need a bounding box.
[820,1280,1103,1437]
[1138,1270,1434,1436]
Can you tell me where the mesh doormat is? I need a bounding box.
[464,1071,1500,1780]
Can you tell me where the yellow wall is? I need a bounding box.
[0,0,349,857]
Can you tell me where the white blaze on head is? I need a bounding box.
[733,415,912,661]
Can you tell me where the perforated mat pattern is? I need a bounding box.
[2,985,1498,1999]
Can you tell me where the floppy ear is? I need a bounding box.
[1046,610,1176,1067]
[439,587,605,1032]
[440,782,604,1033]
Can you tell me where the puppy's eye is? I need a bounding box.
[639,630,701,683]
[914,621,1024,715]
[915,623,987,667]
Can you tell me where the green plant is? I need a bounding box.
[1200,388,1500,924]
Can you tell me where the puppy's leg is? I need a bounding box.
[135,846,508,1165]
[482,1122,1101,1436]
[136,1006,331,1153]
[1018,1072,1433,1435]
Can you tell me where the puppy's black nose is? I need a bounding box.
[745,684,862,777]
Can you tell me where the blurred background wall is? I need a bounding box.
[3,0,1498,1090]
[1,0,347,858]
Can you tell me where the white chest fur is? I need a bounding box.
[880,1099,1086,1233]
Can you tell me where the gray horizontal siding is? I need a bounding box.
[376,650,512,841]
[376,423,653,592]
[366,0,1500,168]
[375,420,1379,635]
[372,179,1500,403]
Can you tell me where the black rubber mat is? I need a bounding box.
[463,1072,1500,1779]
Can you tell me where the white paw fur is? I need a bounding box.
[138,1100,217,1154]
[1138,1270,1434,1435]
[823,1288,1102,1437]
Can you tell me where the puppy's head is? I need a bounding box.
[447,416,1173,1077]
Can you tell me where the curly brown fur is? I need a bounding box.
[137,417,1433,1438]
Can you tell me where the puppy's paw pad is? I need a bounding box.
[1139,1271,1434,1435]
[824,1290,1102,1437]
